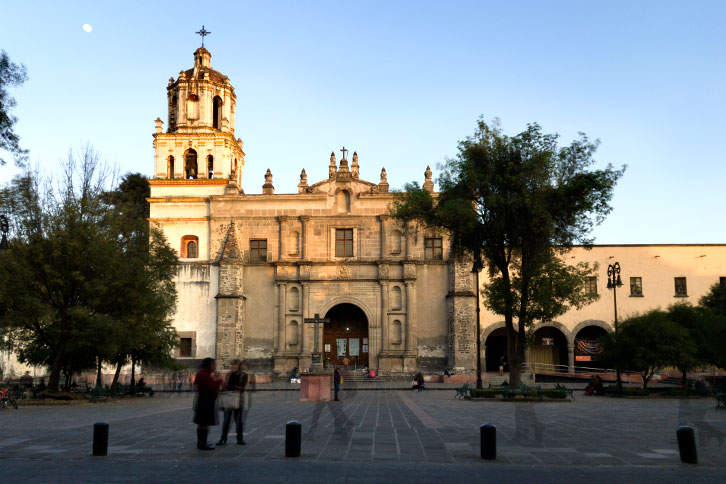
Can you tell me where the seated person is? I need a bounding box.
[592,375,604,395]
[136,378,154,397]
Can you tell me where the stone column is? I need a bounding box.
[568,345,575,374]
[277,216,288,260]
[405,222,413,260]
[277,282,287,353]
[380,281,389,352]
[301,283,309,357]
[378,215,387,260]
[300,216,311,260]
[404,281,415,352]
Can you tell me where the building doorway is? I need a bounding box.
[323,304,369,368]
[485,327,509,372]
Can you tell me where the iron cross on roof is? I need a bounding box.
[340,146,348,160]
[196,25,211,47]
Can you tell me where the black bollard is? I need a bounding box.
[677,426,697,464]
[92,422,109,456]
[480,424,496,460]
[285,420,302,457]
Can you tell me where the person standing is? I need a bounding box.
[499,355,506,376]
[193,358,222,450]
[333,368,341,401]
[217,359,249,445]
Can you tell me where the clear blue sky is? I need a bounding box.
[2,1,725,243]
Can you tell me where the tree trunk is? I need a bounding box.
[130,355,136,394]
[111,361,123,389]
[47,361,63,392]
[96,356,103,388]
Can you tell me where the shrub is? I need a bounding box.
[543,389,567,399]
[469,388,500,398]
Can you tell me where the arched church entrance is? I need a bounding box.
[323,303,369,368]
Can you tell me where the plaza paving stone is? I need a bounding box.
[0,388,724,482]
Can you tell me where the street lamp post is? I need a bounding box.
[607,262,623,391]
[0,215,9,250]
[472,252,484,389]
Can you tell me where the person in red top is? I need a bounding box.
[193,358,223,450]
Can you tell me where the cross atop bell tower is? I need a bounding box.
[195,25,211,47]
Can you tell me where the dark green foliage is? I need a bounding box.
[392,118,623,385]
[0,50,28,166]
[0,148,177,391]
[469,388,500,398]
[542,389,567,399]
[602,310,694,389]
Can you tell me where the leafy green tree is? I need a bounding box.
[0,152,178,392]
[102,173,178,391]
[603,310,694,389]
[392,118,623,384]
[0,50,28,166]
[697,282,726,369]
[667,303,710,387]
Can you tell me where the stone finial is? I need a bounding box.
[262,168,274,194]
[378,167,389,193]
[168,77,175,86]
[154,117,163,134]
[351,151,359,179]
[298,168,309,193]
[329,151,337,179]
[423,165,434,193]
[179,70,187,80]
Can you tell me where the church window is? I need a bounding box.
[391,286,402,310]
[288,287,300,311]
[187,93,199,120]
[391,230,402,255]
[630,277,643,296]
[168,155,175,179]
[212,96,223,129]
[424,237,442,260]
[335,229,353,257]
[250,239,267,262]
[675,277,688,297]
[180,235,199,258]
[184,149,198,179]
[179,338,193,357]
[392,320,402,345]
[584,277,597,295]
[187,241,198,259]
[337,190,351,213]
[207,155,214,179]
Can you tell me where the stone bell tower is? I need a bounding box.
[151,46,245,192]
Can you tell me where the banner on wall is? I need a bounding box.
[336,338,347,358]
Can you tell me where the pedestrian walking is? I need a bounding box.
[193,358,223,450]
[499,355,505,376]
[217,359,249,445]
[333,368,341,401]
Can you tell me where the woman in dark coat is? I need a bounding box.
[194,358,223,450]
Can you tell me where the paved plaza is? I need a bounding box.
[0,388,724,483]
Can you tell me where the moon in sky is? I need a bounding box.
[82,24,93,33]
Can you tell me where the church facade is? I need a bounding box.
[147,47,726,376]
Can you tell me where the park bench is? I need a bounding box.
[455,383,470,399]
[555,383,575,401]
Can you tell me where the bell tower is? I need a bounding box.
[151,45,244,191]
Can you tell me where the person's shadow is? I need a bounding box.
[512,402,545,447]
[308,389,355,441]
[678,397,724,446]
